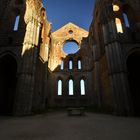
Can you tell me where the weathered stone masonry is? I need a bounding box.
[0,0,140,116]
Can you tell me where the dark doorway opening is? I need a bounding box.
[0,54,17,115]
[127,51,140,116]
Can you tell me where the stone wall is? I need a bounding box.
[0,0,140,116]
[48,23,94,107]
[88,0,140,115]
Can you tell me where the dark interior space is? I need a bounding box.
[127,51,140,116]
[0,54,17,115]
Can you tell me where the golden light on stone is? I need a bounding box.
[49,22,88,72]
[113,5,120,12]
[115,18,123,33]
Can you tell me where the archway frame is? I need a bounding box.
[0,51,18,115]
[126,48,140,116]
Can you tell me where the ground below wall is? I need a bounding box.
[0,111,140,140]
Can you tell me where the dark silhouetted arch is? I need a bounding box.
[0,54,17,115]
[127,51,140,116]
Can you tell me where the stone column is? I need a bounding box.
[94,61,102,107]
[15,0,43,115]
[104,20,132,115]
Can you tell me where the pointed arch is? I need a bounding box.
[69,59,73,70]
[77,59,82,70]
[0,54,17,115]
[69,79,74,95]
[60,60,64,70]
[127,51,140,116]
[80,79,86,95]
[57,79,63,96]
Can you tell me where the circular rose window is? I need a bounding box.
[63,42,79,54]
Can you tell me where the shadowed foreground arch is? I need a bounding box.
[0,54,17,115]
[127,51,140,116]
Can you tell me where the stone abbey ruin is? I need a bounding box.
[0,0,140,116]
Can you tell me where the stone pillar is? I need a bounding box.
[102,19,132,115]
[94,61,102,107]
[15,0,43,115]
[105,41,132,115]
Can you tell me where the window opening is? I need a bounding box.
[13,15,20,31]
[58,80,62,96]
[69,79,74,95]
[80,79,86,95]
[78,60,82,70]
[115,18,123,33]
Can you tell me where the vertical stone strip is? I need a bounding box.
[15,0,43,115]
[102,17,132,115]
[105,40,132,115]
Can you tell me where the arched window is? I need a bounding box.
[60,60,64,70]
[69,79,74,95]
[113,4,120,12]
[13,15,20,31]
[78,59,82,70]
[123,13,130,27]
[80,79,86,95]
[115,18,123,33]
[57,79,62,96]
[69,60,73,70]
